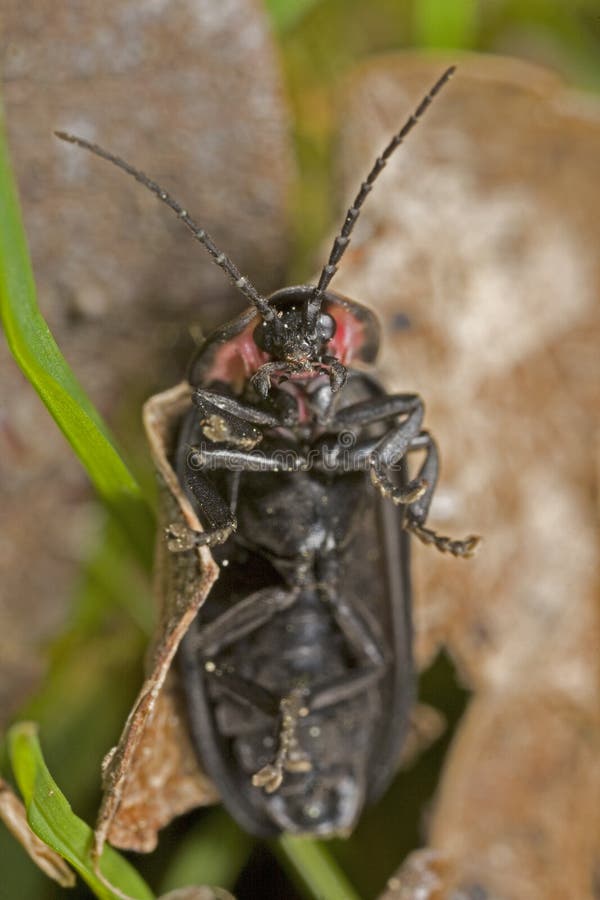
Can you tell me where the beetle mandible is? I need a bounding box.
[57,65,479,838]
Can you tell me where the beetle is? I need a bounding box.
[57,65,479,838]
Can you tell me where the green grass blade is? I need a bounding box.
[0,103,153,556]
[159,808,254,894]
[413,0,478,49]
[8,722,155,900]
[274,835,362,900]
[265,0,324,33]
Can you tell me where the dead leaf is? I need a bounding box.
[0,779,76,888]
[95,384,219,857]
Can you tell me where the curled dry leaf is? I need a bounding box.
[0,779,76,888]
[378,849,447,900]
[330,55,600,900]
[103,672,219,853]
[95,384,219,856]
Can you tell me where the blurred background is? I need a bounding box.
[1,1,599,898]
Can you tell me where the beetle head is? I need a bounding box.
[250,300,339,396]
[253,305,335,364]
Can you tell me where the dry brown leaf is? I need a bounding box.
[95,384,219,856]
[104,673,218,853]
[0,779,76,888]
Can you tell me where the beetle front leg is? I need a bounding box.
[192,387,279,448]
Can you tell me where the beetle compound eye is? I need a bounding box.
[253,321,273,352]
[318,313,336,342]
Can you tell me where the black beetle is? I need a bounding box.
[57,66,479,838]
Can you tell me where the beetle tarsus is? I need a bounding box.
[165,521,236,553]
[405,519,481,558]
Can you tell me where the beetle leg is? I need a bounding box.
[310,666,384,710]
[203,671,279,721]
[326,392,424,429]
[193,388,281,443]
[325,593,387,667]
[167,469,237,551]
[321,392,428,503]
[187,444,308,472]
[252,685,312,793]
[405,431,481,558]
[302,585,389,709]
[369,463,427,505]
[405,519,480,558]
[196,386,300,429]
[191,588,299,657]
[368,398,427,505]
[251,361,285,398]
[194,388,280,424]
[320,354,347,392]
[172,440,308,549]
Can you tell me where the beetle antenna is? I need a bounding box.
[305,65,456,333]
[54,131,276,323]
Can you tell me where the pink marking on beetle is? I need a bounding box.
[325,304,367,365]
[205,317,268,392]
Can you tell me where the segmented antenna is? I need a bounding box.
[305,65,456,333]
[54,131,276,323]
